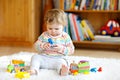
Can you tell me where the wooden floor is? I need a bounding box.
[0,46,120,59]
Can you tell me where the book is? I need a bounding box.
[68,13,86,41]
[70,0,76,10]
[68,13,77,40]
[85,20,95,34]
[81,20,95,40]
[76,17,84,41]
[82,26,91,40]
[92,0,97,10]
[74,0,81,10]
[101,0,105,10]
[85,0,92,10]
[64,0,71,10]
[65,13,71,36]
[96,0,102,10]
[89,0,95,10]
[71,13,81,41]
[79,0,86,10]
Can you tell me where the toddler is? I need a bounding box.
[29,9,74,76]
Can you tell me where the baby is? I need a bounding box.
[28,9,74,76]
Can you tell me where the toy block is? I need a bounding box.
[12,60,24,64]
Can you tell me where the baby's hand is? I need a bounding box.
[52,44,62,51]
[43,43,51,50]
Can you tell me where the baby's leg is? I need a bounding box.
[28,54,42,75]
[60,65,69,76]
[55,58,69,76]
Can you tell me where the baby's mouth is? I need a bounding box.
[51,33,59,36]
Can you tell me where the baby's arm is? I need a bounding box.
[59,40,74,55]
[53,34,74,55]
[34,32,51,52]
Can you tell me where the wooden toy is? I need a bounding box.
[15,72,30,79]
[7,59,26,73]
[78,60,90,74]
[69,60,90,75]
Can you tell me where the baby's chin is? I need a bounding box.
[50,34,60,36]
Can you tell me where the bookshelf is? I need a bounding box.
[59,0,120,51]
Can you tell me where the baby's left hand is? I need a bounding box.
[52,44,62,51]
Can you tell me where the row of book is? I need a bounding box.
[64,13,95,41]
[64,13,120,43]
[64,0,120,10]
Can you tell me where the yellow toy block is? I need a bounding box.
[15,72,30,79]
[12,60,24,64]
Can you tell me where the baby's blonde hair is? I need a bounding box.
[44,9,67,26]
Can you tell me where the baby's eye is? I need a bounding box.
[55,28,59,30]
[49,28,52,30]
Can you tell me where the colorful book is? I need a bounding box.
[65,13,71,36]
[76,17,84,41]
[82,27,91,40]
[74,0,81,10]
[89,0,95,10]
[71,14,81,41]
[79,0,86,10]
[81,20,95,40]
[85,20,95,34]
[68,13,77,40]
[70,0,76,10]
[85,0,92,10]
[96,0,102,10]
[68,13,85,41]
[64,0,71,10]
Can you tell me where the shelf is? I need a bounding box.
[64,10,120,13]
[59,0,120,51]
[73,41,120,50]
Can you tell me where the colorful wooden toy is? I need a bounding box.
[69,60,90,75]
[15,72,30,79]
[7,59,26,73]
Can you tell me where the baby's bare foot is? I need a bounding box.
[60,65,68,76]
[27,70,37,75]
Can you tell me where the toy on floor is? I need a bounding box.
[69,60,90,75]
[100,20,120,36]
[15,72,30,79]
[69,60,102,75]
[78,60,90,74]
[98,67,102,72]
[90,67,97,72]
[69,61,79,75]
[7,59,26,73]
[90,67,102,72]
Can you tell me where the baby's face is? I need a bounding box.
[47,23,63,36]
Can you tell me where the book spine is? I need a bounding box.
[68,13,77,40]
[72,14,81,41]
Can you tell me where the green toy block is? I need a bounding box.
[78,62,89,68]
[78,69,89,73]
[19,63,25,67]
[7,64,14,72]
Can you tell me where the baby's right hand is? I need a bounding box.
[43,43,51,50]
